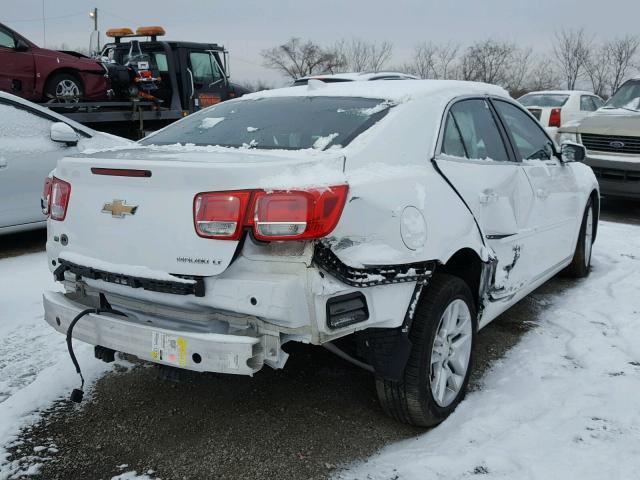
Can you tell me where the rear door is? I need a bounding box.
[492,98,581,275]
[0,99,77,227]
[433,98,537,296]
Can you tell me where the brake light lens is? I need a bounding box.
[549,108,561,128]
[42,177,53,215]
[50,177,71,221]
[193,185,348,241]
[253,186,348,241]
[194,191,252,239]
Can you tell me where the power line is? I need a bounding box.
[4,11,86,24]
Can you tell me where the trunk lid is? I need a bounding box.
[53,147,345,277]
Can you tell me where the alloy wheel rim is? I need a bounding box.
[430,298,473,408]
[54,80,80,103]
[584,207,593,268]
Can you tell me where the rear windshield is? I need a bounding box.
[292,78,353,86]
[518,94,569,107]
[140,96,392,150]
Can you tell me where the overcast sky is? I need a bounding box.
[4,0,639,86]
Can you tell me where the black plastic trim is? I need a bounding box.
[56,259,205,297]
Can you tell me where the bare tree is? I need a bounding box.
[553,28,592,89]
[584,44,613,97]
[460,39,516,84]
[261,38,345,80]
[436,43,459,79]
[503,47,533,96]
[525,57,562,92]
[333,38,393,72]
[606,35,640,93]
[410,42,438,78]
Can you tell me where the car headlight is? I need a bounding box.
[558,132,579,145]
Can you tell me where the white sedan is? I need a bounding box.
[518,90,604,141]
[0,91,129,235]
[43,80,598,426]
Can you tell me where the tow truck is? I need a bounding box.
[47,26,250,138]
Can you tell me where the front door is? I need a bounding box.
[433,98,537,301]
[0,27,35,99]
[492,99,581,275]
[0,101,73,228]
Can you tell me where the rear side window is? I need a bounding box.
[0,29,15,49]
[442,99,509,162]
[580,96,598,112]
[141,96,392,151]
[494,100,553,160]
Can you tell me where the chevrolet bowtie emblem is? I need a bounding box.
[102,199,138,218]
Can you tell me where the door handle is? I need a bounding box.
[536,188,549,199]
[479,191,498,204]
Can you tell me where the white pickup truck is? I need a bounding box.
[43,80,598,426]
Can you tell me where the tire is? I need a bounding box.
[44,73,83,103]
[563,199,594,278]
[375,274,476,427]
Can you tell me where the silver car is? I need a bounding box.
[0,92,129,235]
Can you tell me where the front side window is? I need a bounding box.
[0,29,15,49]
[189,52,223,88]
[141,96,392,151]
[494,100,553,161]
[442,99,509,162]
[0,102,53,150]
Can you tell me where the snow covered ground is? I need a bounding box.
[0,252,112,479]
[1,220,639,480]
[339,220,640,480]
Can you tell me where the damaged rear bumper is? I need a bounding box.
[43,290,284,376]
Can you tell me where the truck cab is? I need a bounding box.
[101,27,247,113]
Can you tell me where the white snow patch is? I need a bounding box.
[312,133,339,150]
[111,471,156,480]
[338,220,640,480]
[0,253,113,478]
[199,117,225,129]
[246,126,259,132]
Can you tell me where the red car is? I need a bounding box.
[0,23,108,103]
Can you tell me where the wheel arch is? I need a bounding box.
[435,247,484,314]
[42,68,85,99]
[590,189,599,242]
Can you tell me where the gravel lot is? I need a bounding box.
[2,198,637,480]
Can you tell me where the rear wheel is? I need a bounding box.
[564,199,594,278]
[375,274,476,427]
[44,73,83,103]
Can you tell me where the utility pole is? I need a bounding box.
[89,8,99,50]
[41,0,46,47]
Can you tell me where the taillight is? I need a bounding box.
[253,186,348,241]
[193,185,348,241]
[549,108,561,128]
[194,191,252,239]
[50,177,71,221]
[42,177,53,215]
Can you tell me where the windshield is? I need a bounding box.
[518,94,569,107]
[141,96,392,150]
[604,80,640,111]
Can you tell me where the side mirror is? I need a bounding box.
[14,39,29,52]
[50,122,79,146]
[560,141,586,163]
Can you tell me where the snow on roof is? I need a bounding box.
[523,90,596,96]
[244,79,509,104]
[296,71,419,82]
